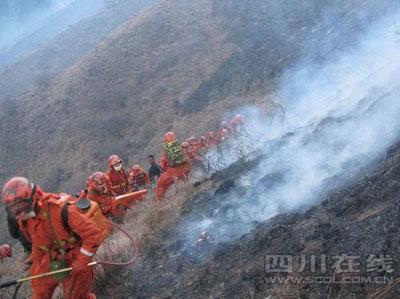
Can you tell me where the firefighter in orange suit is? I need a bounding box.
[156,132,190,200]
[2,177,106,299]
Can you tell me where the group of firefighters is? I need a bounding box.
[0,114,246,298]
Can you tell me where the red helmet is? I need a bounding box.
[108,155,122,167]
[181,141,190,148]
[130,165,144,176]
[2,177,38,219]
[89,172,108,192]
[232,114,245,126]
[0,244,12,258]
[165,132,176,143]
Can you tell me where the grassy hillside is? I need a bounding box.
[2,0,394,192]
[0,0,155,102]
[0,0,235,193]
[0,0,104,68]
[0,0,397,245]
[1,2,400,299]
[97,142,400,298]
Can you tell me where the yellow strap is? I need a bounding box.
[16,262,98,283]
[39,246,49,252]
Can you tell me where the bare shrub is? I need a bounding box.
[94,178,215,295]
[205,127,255,173]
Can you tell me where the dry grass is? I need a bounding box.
[0,244,63,298]
[95,177,216,292]
[0,179,204,298]
[0,0,238,195]
[0,156,218,298]
[0,244,32,298]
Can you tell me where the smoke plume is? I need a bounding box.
[182,8,400,245]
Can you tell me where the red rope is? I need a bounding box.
[96,221,139,267]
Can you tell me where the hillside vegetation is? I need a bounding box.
[98,141,400,298]
[1,0,395,194]
[0,0,398,251]
[1,1,400,298]
[0,0,155,102]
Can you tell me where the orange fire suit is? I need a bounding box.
[217,127,232,142]
[106,168,131,196]
[156,152,190,201]
[182,148,193,168]
[18,193,102,299]
[86,187,114,216]
[196,141,207,153]
[191,145,204,163]
[128,169,150,191]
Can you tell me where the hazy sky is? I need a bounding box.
[0,0,87,48]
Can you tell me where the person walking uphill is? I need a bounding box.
[156,132,190,201]
[106,155,131,196]
[2,177,107,299]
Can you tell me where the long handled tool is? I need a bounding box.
[0,221,138,288]
[0,262,98,288]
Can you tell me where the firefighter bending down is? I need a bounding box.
[2,177,109,299]
[128,165,150,191]
[86,172,115,216]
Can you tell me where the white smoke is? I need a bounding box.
[0,0,103,49]
[183,9,400,244]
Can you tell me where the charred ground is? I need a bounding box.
[98,139,400,299]
[1,0,397,196]
[1,1,400,298]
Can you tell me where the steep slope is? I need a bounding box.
[0,0,155,102]
[0,0,56,48]
[1,1,400,298]
[98,141,400,299]
[0,0,234,193]
[1,0,396,195]
[0,0,103,67]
